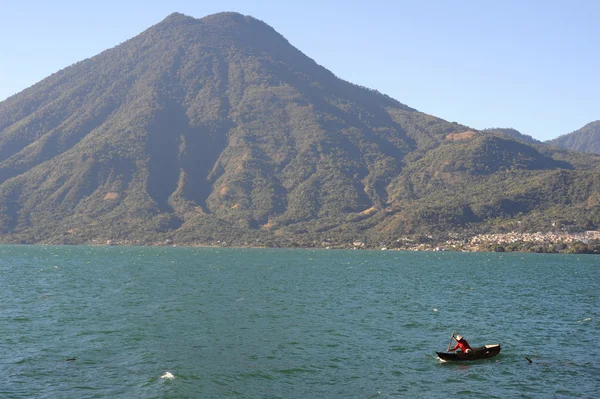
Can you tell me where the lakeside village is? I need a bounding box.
[99,230,600,254]
[346,230,600,254]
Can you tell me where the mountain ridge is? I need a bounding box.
[547,121,600,155]
[0,12,599,248]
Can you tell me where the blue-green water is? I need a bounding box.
[0,246,598,398]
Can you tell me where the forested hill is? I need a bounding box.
[547,121,600,155]
[0,12,599,247]
[481,128,540,145]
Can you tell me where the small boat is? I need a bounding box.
[436,344,501,361]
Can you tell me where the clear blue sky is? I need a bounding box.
[1,0,598,141]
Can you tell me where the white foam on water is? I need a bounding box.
[160,371,175,380]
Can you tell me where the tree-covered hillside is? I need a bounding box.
[0,12,599,247]
[482,128,540,145]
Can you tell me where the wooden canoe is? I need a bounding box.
[436,344,501,361]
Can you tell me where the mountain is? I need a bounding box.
[481,128,540,145]
[547,121,600,155]
[1,12,599,247]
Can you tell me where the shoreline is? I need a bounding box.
[1,230,599,254]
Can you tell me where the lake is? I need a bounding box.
[0,245,598,398]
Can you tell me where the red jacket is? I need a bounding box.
[451,339,472,352]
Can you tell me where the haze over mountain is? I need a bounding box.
[0,12,599,246]
[547,121,600,155]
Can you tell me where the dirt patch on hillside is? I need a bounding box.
[446,131,478,141]
[360,206,377,215]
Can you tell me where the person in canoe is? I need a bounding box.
[449,334,472,354]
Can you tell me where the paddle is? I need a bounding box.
[447,330,455,352]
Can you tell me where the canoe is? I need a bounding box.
[436,344,501,361]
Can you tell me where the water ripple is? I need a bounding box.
[0,246,598,398]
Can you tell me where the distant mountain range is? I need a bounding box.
[0,12,599,246]
[546,121,600,155]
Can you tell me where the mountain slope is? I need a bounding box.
[547,121,600,155]
[0,12,599,246]
[482,128,540,145]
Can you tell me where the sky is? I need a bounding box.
[1,0,598,141]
